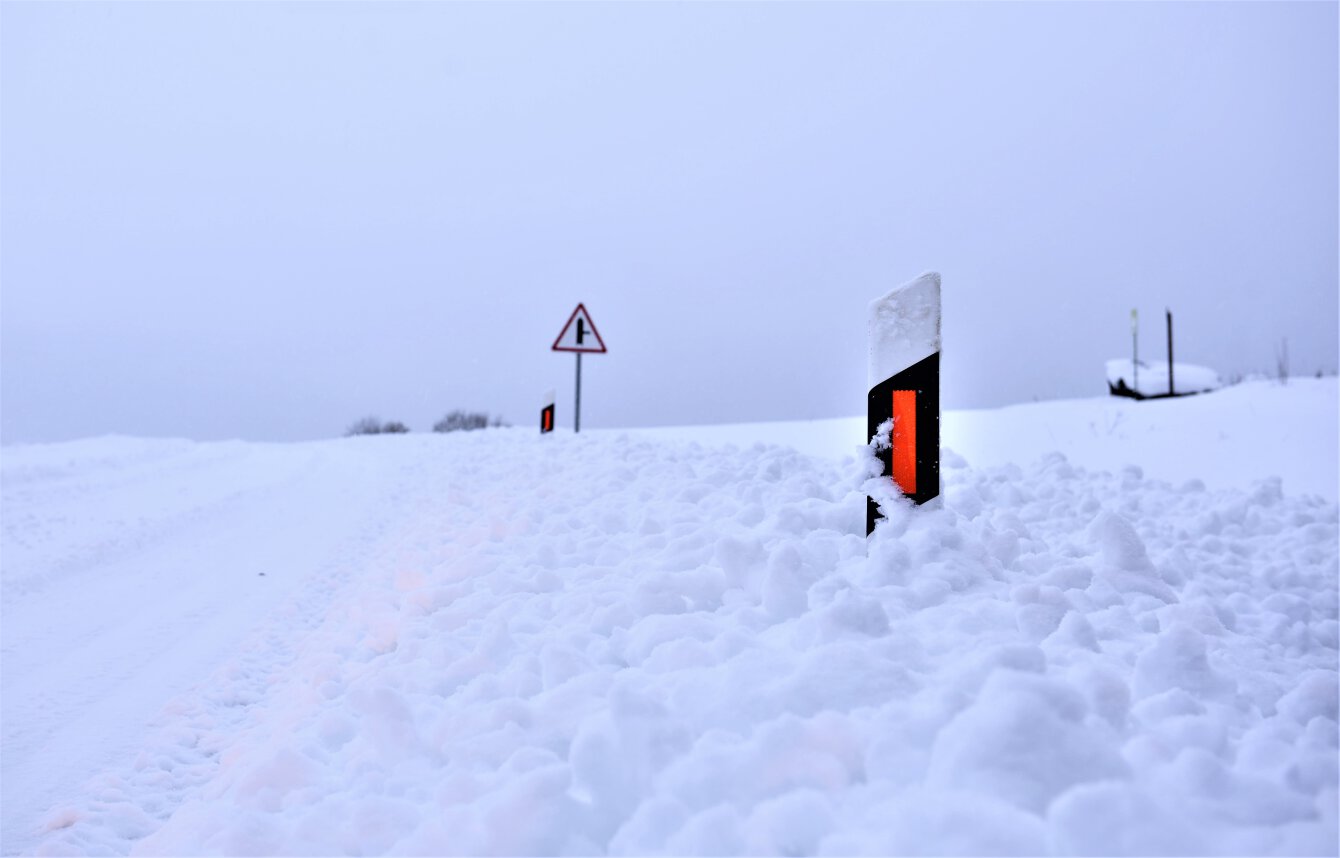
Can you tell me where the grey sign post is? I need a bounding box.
[551,304,607,433]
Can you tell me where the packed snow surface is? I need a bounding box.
[2,379,1337,856]
[1106,358,1221,397]
[868,271,940,385]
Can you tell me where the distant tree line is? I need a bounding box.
[433,410,507,433]
[345,417,410,436]
[344,411,508,436]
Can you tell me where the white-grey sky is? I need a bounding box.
[2,1,1336,443]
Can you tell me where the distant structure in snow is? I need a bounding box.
[1112,308,1220,400]
[1107,359,1221,400]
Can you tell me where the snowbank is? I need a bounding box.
[626,378,1339,503]
[7,382,1335,856]
[1106,358,1221,398]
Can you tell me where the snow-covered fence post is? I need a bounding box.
[867,272,942,534]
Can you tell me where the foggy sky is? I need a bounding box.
[2,1,1336,443]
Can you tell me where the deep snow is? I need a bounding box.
[2,379,1336,856]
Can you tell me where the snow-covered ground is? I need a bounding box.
[634,377,1337,502]
[2,378,1336,855]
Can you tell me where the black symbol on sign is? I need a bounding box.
[576,318,587,344]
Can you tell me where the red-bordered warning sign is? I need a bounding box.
[552,304,607,353]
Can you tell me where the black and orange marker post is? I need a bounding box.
[867,272,941,534]
[540,389,555,434]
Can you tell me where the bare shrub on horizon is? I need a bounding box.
[346,417,412,436]
[433,411,508,433]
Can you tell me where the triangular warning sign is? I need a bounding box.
[552,304,607,353]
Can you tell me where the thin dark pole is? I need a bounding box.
[574,352,582,433]
[1131,309,1139,393]
[1166,309,1174,396]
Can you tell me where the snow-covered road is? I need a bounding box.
[1,440,417,852]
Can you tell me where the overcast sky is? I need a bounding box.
[2,1,1336,443]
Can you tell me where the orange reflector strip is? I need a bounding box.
[543,410,552,431]
[891,390,917,494]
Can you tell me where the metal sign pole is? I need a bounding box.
[552,303,604,433]
[1131,308,1140,393]
[1166,309,1174,396]
[575,352,582,433]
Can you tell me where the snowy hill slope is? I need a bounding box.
[2,380,1337,855]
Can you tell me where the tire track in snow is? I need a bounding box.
[2,439,441,855]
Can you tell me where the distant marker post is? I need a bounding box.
[552,303,607,434]
[867,272,941,534]
[540,389,555,434]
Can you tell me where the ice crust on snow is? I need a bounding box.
[4,382,1338,856]
[868,271,940,386]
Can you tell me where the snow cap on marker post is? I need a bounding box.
[868,272,941,387]
[867,272,941,534]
